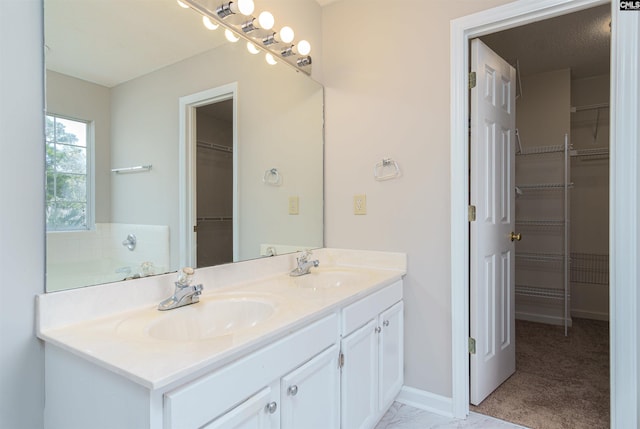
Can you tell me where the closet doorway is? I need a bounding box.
[178,83,238,269]
[195,100,234,267]
[468,4,610,428]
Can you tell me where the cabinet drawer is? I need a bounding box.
[164,313,338,429]
[341,281,402,336]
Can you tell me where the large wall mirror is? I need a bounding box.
[44,0,324,292]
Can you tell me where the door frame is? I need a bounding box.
[178,83,239,267]
[450,0,639,426]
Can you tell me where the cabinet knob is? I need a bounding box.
[383,320,390,327]
[375,326,382,333]
[265,401,278,414]
[287,385,299,396]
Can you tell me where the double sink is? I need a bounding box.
[116,267,368,342]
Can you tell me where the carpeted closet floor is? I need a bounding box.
[471,318,609,429]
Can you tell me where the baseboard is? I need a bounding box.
[396,385,453,418]
[571,309,609,321]
[516,311,573,327]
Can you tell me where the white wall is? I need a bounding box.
[0,0,45,428]
[517,69,571,148]
[321,0,515,398]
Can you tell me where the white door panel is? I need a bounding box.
[340,319,378,429]
[470,38,516,406]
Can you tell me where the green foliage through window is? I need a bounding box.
[46,115,90,230]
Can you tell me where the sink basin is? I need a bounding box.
[291,267,367,289]
[117,297,276,342]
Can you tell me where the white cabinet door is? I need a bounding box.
[340,319,378,429]
[202,386,279,429]
[280,344,340,429]
[378,301,404,411]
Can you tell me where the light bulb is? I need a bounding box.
[225,29,239,42]
[176,0,189,8]
[258,11,274,30]
[297,40,311,55]
[246,42,260,54]
[265,53,277,65]
[279,26,294,44]
[202,16,219,30]
[236,0,255,16]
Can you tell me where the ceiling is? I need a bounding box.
[45,0,229,87]
[46,1,610,88]
[480,4,611,79]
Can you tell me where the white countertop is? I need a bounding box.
[37,248,406,390]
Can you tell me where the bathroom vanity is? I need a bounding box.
[37,249,406,429]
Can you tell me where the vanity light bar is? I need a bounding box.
[181,0,312,75]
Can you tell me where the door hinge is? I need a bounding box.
[468,205,476,222]
[469,72,477,89]
[193,225,198,232]
[338,352,345,369]
[469,337,476,355]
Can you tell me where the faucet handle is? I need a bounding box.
[176,267,195,287]
[298,250,312,262]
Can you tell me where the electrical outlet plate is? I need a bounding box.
[289,196,299,215]
[353,194,366,215]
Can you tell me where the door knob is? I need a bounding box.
[510,232,522,242]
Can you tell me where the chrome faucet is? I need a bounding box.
[158,267,203,311]
[289,250,319,277]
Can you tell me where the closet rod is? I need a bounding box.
[197,216,233,222]
[570,103,609,112]
[197,141,233,153]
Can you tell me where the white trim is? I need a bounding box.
[609,6,639,428]
[178,83,239,268]
[451,0,638,426]
[395,386,453,418]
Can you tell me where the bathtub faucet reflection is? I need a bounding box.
[158,267,203,311]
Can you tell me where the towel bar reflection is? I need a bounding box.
[374,158,401,181]
[111,165,152,174]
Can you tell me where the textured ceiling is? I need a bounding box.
[480,4,611,79]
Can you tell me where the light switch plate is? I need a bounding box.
[289,196,299,215]
[353,194,367,215]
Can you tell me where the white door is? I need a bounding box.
[469,38,516,405]
[340,319,378,429]
[280,345,340,429]
[378,301,404,412]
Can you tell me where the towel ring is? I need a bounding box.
[263,168,282,186]
[374,158,401,181]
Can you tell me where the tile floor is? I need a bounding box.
[375,402,529,429]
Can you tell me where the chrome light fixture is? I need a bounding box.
[179,0,313,74]
[296,56,312,67]
[216,0,254,19]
